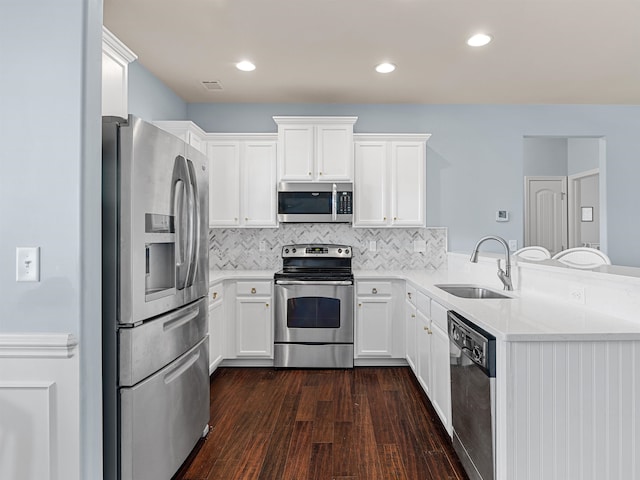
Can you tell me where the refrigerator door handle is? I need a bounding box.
[171,156,190,290]
[184,159,200,288]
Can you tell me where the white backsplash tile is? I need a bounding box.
[209,225,447,270]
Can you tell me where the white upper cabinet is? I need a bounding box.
[153,121,208,156]
[354,134,430,228]
[102,27,137,118]
[273,116,357,181]
[207,134,277,228]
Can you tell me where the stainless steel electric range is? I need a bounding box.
[274,244,354,368]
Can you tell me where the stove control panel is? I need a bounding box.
[282,244,352,258]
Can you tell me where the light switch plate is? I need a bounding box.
[16,247,40,282]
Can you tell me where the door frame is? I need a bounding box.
[567,168,599,249]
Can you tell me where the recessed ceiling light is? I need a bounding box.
[467,33,492,47]
[375,63,396,74]
[236,60,256,72]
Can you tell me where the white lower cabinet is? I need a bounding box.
[429,301,452,435]
[355,280,405,360]
[405,299,417,372]
[233,281,273,358]
[409,284,452,436]
[208,283,224,373]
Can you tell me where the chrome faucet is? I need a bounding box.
[470,235,513,291]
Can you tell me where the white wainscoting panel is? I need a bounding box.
[0,334,80,480]
[504,340,639,480]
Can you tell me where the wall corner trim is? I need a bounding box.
[0,333,79,358]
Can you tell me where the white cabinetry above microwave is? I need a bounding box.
[207,134,277,228]
[354,134,430,228]
[273,116,357,182]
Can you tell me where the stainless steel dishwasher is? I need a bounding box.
[448,310,496,480]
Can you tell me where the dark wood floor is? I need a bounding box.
[173,367,468,480]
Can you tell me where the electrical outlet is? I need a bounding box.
[508,240,518,251]
[413,240,427,252]
[569,284,586,304]
[16,247,40,282]
[369,240,377,252]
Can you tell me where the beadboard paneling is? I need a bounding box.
[505,341,639,480]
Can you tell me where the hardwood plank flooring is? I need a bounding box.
[172,367,468,480]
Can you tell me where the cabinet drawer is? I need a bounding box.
[209,283,223,304]
[416,291,430,317]
[357,281,392,296]
[236,280,272,296]
[431,300,448,332]
[406,283,417,305]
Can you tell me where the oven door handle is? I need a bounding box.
[332,183,337,221]
[275,280,353,286]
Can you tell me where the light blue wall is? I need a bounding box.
[0,0,103,477]
[523,137,568,176]
[188,103,640,266]
[568,137,601,175]
[128,61,187,121]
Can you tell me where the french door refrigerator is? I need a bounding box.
[102,115,209,480]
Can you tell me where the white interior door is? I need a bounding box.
[524,176,567,255]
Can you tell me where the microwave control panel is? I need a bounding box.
[337,191,353,214]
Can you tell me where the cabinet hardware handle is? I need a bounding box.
[424,326,428,331]
[358,303,362,307]
[265,303,269,308]
[383,217,387,221]
[251,287,256,294]
[245,217,248,221]
[372,288,378,294]
[212,292,218,300]
[394,217,397,220]
[408,292,412,299]
[411,314,416,318]
[234,217,238,221]
[308,172,312,176]
[319,172,323,175]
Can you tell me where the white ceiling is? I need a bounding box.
[103,0,640,104]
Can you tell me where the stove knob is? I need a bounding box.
[292,248,297,253]
[284,248,289,254]
[338,248,343,254]
[472,345,483,363]
[453,328,460,342]
[345,249,350,254]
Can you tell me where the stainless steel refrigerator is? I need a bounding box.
[102,115,210,480]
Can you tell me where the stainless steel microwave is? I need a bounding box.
[277,182,353,223]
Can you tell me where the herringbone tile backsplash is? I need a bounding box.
[209,225,447,271]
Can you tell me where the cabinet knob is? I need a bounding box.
[411,314,416,318]
[308,172,312,176]
[319,171,322,175]
[372,288,378,294]
[424,326,432,334]
[383,217,387,221]
[251,287,256,294]
[408,292,412,299]
[358,303,362,307]
[394,217,397,221]
[265,303,269,308]
[234,217,238,221]
[245,217,248,221]
[212,291,218,300]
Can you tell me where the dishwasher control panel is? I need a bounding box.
[448,310,496,376]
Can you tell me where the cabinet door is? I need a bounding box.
[429,300,452,434]
[390,141,425,227]
[208,299,224,373]
[356,297,393,357]
[208,141,241,226]
[187,131,206,155]
[416,309,431,397]
[235,297,272,357]
[316,124,353,180]
[243,141,277,226]
[406,300,417,373]
[354,141,388,226]
[430,321,452,436]
[278,125,314,181]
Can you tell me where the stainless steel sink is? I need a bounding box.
[434,284,512,299]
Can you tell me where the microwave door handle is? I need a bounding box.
[332,183,337,221]
[184,159,199,288]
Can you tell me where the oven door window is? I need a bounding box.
[287,297,340,328]
[278,192,332,214]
